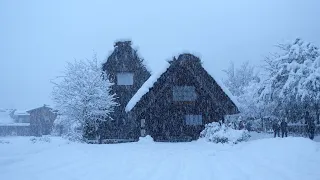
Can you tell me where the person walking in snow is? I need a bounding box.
[280,118,288,138]
[238,120,245,130]
[305,111,315,140]
[232,122,237,130]
[272,121,280,138]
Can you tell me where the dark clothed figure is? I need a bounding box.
[280,120,288,138]
[305,111,316,140]
[238,121,245,130]
[272,122,280,138]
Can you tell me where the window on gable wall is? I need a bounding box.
[117,72,133,85]
[185,115,203,125]
[173,86,197,101]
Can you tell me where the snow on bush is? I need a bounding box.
[30,136,51,143]
[138,135,154,143]
[0,140,10,144]
[200,122,250,144]
[63,130,83,142]
[52,54,117,140]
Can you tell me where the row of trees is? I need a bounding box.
[224,38,320,125]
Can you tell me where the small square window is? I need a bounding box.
[173,86,197,101]
[117,73,133,85]
[185,115,203,125]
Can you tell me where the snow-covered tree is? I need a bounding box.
[236,80,275,119]
[298,56,320,123]
[52,54,117,140]
[223,61,258,97]
[224,38,320,128]
[259,38,320,122]
[223,61,262,117]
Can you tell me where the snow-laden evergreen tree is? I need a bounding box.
[259,38,320,122]
[52,54,117,140]
[298,56,320,123]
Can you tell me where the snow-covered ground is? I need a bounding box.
[1,134,320,180]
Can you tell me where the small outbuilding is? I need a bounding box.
[28,105,57,136]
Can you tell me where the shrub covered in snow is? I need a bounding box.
[200,122,250,144]
[63,130,83,142]
[138,135,154,143]
[30,136,51,143]
[0,140,10,144]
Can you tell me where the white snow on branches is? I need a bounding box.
[52,55,117,136]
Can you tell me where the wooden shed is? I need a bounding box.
[28,105,57,136]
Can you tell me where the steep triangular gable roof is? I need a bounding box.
[102,40,151,73]
[126,54,239,113]
[189,60,240,109]
[171,55,239,114]
[27,105,53,113]
[125,62,170,112]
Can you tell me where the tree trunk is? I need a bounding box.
[259,113,264,132]
[316,103,320,124]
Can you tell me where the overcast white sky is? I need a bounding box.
[0,0,320,110]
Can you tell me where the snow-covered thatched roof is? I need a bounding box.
[0,109,14,124]
[125,54,239,112]
[27,104,53,113]
[0,109,30,126]
[13,110,30,116]
[203,67,240,108]
[125,62,170,112]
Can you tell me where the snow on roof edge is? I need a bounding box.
[125,62,170,112]
[0,109,14,124]
[103,41,152,74]
[125,59,240,113]
[0,123,30,127]
[204,67,240,109]
[14,110,30,116]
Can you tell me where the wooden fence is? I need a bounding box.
[287,124,320,136]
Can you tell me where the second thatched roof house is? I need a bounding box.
[102,41,151,139]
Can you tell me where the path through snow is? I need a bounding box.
[0,136,319,180]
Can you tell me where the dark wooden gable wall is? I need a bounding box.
[101,41,151,139]
[188,60,239,115]
[28,106,57,136]
[129,54,239,141]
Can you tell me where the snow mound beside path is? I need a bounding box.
[138,135,154,143]
[200,122,250,144]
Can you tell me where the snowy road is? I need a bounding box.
[1,136,320,180]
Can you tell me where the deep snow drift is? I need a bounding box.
[0,135,319,180]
